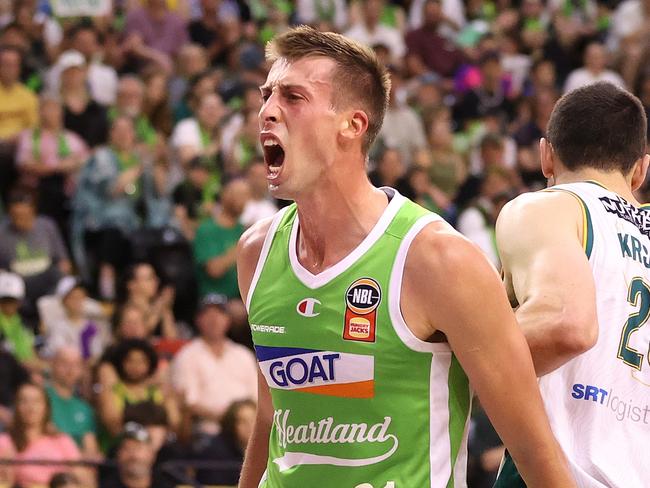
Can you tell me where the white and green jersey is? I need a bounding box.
[497,181,650,488]
[247,188,472,488]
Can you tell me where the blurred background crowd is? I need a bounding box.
[0,0,648,486]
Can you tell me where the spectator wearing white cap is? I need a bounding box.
[68,24,119,107]
[0,271,37,368]
[55,50,109,148]
[45,46,117,109]
[38,276,110,361]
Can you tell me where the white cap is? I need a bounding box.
[56,275,83,299]
[0,272,25,300]
[57,50,86,72]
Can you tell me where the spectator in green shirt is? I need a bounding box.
[193,178,251,299]
[0,271,36,366]
[46,346,100,459]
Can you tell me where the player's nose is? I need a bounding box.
[259,93,281,125]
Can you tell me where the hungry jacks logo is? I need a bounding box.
[343,278,381,342]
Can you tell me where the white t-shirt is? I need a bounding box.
[170,118,202,151]
[344,23,406,62]
[563,68,626,94]
[241,198,278,228]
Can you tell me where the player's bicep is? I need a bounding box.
[498,192,596,329]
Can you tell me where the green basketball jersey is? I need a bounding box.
[247,189,472,488]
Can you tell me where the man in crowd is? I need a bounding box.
[171,293,257,437]
[46,346,100,459]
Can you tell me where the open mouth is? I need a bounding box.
[262,138,285,180]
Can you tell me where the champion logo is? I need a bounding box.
[297,298,321,317]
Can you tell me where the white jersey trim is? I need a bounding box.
[288,187,406,290]
[388,213,450,353]
[429,352,453,487]
[245,206,291,313]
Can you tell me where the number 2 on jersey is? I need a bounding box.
[618,278,650,370]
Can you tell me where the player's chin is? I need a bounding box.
[268,180,293,200]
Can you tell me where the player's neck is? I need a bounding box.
[294,173,389,274]
[554,169,639,205]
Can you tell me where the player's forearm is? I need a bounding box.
[516,300,596,376]
[238,422,271,488]
[509,438,574,488]
[466,333,575,487]
[206,247,238,278]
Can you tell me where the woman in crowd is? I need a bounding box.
[194,399,256,486]
[96,339,179,454]
[119,263,176,339]
[0,383,93,487]
[15,95,89,240]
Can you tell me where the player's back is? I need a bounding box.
[536,181,650,487]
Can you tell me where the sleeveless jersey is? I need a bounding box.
[247,188,473,488]
[498,181,650,488]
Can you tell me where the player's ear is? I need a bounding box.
[339,110,369,142]
[631,153,650,192]
[540,137,555,179]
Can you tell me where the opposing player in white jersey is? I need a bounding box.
[495,82,650,487]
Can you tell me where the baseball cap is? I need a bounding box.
[198,293,228,312]
[55,276,84,299]
[57,50,86,72]
[0,272,25,300]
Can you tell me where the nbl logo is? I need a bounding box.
[346,278,381,314]
[344,278,381,342]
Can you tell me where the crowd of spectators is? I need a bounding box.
[0,0,649,486]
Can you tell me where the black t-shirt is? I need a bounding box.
[188,20,218,48]
[64,100,109,148]
[0,349,29,408]
[194,433,243,486]
[172,180,203,220]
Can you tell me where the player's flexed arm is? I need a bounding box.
[402,222,576,488]
[496,191,599,376]
[237,218,275,488]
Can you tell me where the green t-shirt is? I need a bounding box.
[193,218,245,299]
[0,312,34,362]
[46,385,96,448]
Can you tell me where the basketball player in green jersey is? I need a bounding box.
[495,83,650,487]
[237,27,575,488]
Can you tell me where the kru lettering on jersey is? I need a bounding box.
[617,233,650,268]
[256,345,375,398]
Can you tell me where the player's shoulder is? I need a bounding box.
[237,214,276,266]
[406,219,496,279]
[504,187,580,212]
[498,188,584,230]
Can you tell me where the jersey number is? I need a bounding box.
[617,278,650,370]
